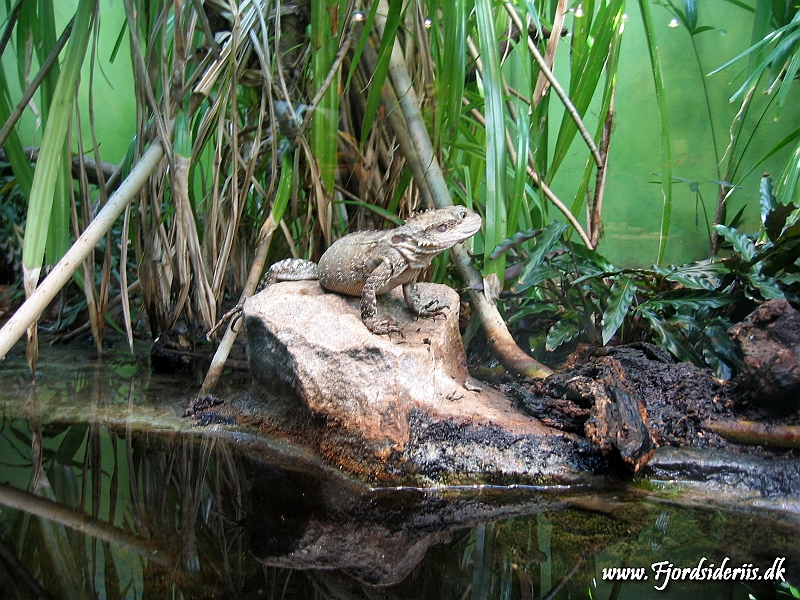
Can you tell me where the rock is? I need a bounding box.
[728,299,800,415]
[230,280,580,481]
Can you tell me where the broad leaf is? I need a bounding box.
[491,227,543,259]
[759,174,777,227]
[743,272,785,300]
[509,301,563,323]
[654,259,727,290]
[647,289,733,312]
[602,276,636,345]
[765,201,797,242]
[702,317,740,379]
[546,316,581,352]
[639,308,702,365]
[714,224,756,262]
[514,222,569,292]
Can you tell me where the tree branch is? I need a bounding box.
[374,0,552,378]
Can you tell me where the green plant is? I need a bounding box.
[713,176,800,306]
[497,180,800,378]
[495,223,738,378]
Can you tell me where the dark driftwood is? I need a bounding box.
[585,384,655,473]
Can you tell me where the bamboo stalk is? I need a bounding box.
[0,482,174,566]
[0,141,165,360]
[374,0,552,378]
[199,213,280,395]
[704,420,800,449]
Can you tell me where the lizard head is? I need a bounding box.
[392,206,482,258]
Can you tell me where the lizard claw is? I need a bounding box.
[365,318,404,338]
[416,299,450,317]
[207,304,244,340]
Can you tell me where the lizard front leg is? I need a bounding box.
[361,259,402,336]
[403,280,450,317]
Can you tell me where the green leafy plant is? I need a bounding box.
[496,181,800,378]
[496,223,739,378]
[713,176,800,306]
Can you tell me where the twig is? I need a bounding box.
[502,1,603,168]
[533,0,567,103]
[0,146,118,189]
[590,96,615,247]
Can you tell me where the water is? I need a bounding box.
[0,340,798,599]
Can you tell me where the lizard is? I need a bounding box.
[210,205,482,337]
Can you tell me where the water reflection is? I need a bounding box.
[0,342,798,598]
[0,413,799,599]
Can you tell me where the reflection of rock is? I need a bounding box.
[648,446,800,502]
[232,280,581,481]
[241,434,800,592]
[243,453,575,587]
[729,300,800,415]
[246,460,446,586]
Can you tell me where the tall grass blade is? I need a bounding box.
[360,0,401,148]
[0,65,33,199]
[345,1,379,93]
[638,0,673,264]
[550,0,624,177]
[776,141,800,206]
[570,14,623,236]
[311,0,341,243]
[750,0,774,72]
[510,100,531,232]
[476,0,507,282]
[22,0,95,272]
[34,0,72,270]
[434,0,467,153]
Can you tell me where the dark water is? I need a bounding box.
[0,341,798,599]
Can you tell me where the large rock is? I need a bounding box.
[231,281,580,481]
[728,299,800,414]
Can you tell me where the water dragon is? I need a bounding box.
[210,206,482,337]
